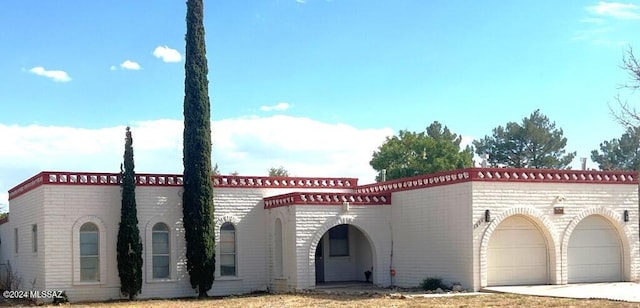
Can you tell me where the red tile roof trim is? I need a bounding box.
[8,168,636,201]
[354,167,638,194]
[213,175,357,188]
[264,192,392,209]
[8,171,358,201]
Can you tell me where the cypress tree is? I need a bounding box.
[117,126,143,299]
[182,0,216,298]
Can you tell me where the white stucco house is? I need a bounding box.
[0,167,638,302]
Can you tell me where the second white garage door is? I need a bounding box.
[487,215,549,286]
[568,215,622,283]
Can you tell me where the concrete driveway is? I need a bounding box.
[482,282,640,302]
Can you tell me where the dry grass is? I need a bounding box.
[37,292,639,308]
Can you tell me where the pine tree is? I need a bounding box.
[473,109,576,169]
[182,0,216,298]
[117,126,143,299]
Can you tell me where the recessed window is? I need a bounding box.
[80,223,99,281]
[14,228,18,254]
[220,222,236,276]
[329,224,349,257]
[152,223,170,279]
[32,224,37,253]
[274,218,283,277]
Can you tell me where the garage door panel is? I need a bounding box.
[489,247,545,264]
[568,215,622,283]
[487,216,549,286]
[570,247,620,264]
[491,230,545,246]
[571,229,618,244]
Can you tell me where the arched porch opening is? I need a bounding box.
[313,224,374,284]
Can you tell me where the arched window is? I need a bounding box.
[220,222,236,276]
[80,223,99,281]
[152,223,170,279]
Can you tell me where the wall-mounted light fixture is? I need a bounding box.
[484,210,491,223]
[623,210,629,222]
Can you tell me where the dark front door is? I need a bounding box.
[315,238,324,283]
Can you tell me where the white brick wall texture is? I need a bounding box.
[389,182,474,289]
[471,181,639,291]
[291,204,392,290]
[1,170,638,301]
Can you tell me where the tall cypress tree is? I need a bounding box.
[182,0,216,298]
[117,126,143,299]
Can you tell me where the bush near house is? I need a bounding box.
[420,277,447,291]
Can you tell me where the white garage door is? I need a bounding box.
[568,215,622,283]
[487,216,549,286]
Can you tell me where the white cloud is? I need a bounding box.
[0,116,393,208]
[260,102,291,112]
[153,46,182,63]
[28,66,71,82]
[296,0,306,3]
[110,65,118,71]
[120,60,141,70]
[587,2,640,19]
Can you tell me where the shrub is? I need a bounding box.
[420,277,445,291]
[0,261,23,291]
[52,291,69,305]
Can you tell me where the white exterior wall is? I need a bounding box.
[136,186,194,299]
[265,206,296,293]
[37,185,194,302]
[1,186,45,292]
[0,219,11,271]
[211,187,267,296]
[212,187,354,296]
[292,204,392,290]
[3,169,638,302]
[3,181,355,302]
[37,184,120,301]
[390,182,474,289]
[472,181,640,291]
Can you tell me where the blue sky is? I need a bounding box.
[1,0,639,209]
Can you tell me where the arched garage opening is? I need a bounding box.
[568,215,622,283]
[487,215,550,286]
[314,224,373,284]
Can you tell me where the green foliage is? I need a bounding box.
[268,166,289,177]
[370,121,473,181]
[117,127,143,300]
[182,0,215,298]
[52,291,69,305]
[473,109,576,169]
[420,276,446,291]
[591,126,640,171]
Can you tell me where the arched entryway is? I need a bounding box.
[568,215,623,283]
[314,224,374,284]
[487,215,550,286]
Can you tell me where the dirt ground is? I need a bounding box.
[11,292,637,307]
